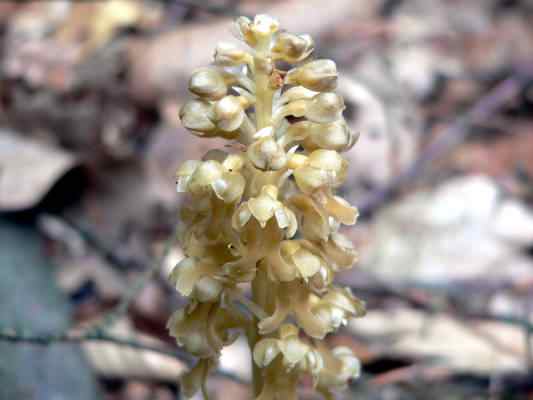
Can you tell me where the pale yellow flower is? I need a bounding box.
[169,13,366,400]
[233,185,297,238]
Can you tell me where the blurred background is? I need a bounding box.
[2,0,533,399]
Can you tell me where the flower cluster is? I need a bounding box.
[168,14,365,399]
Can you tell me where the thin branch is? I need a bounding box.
[88,225,180,332]
[173,0,244,17]
[62,216,143,271]
[349,279,533,332]
[358,72,529,216]
[0,327,194,366]
[0,328,248,384]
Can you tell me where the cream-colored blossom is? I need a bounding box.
[258,283,365,339]
[316,345,361,399]
[233,185,297,238]
[169,13,365,400]
[176,157,245,203]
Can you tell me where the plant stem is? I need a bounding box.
[251,269,266,396]
[249,46,274,397]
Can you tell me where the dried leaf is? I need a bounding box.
[0,132,79,211]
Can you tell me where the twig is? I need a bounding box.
[0,327,194,366]
[173,0,244,17]
[348,279,533,332]
[358,73,529,216]
[369,364,451,386]
[88,225,180,332]
[46,221,249,383]
[0,328,248,384]
[62,216,143,271]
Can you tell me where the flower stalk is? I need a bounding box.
[168,14,365,400]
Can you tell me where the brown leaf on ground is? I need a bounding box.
[0,131,79,211]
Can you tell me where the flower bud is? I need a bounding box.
[251,14,279,38]
[214,95,247,132]
[235,16,255,45]
[248,128,287,170]
[167,306,212,357]
[169,257,197,296]
[222,154,245,172]
[253,338,281,367]
[321,232,358,269]
[293,150,347,193]
[188,67,227,100]
[326,194,358,225]
[214,42,251,66]
[289,194,330,241]
[305,92,345,123]
[315,287,366,330]
[272,32,314,63]
[278,86,318,105]
[233,185,297,237]
[304,120,358,152]
[247,186,280,226]
[332,346,361,381]
[176,160,201,193]
[280,240,322,280]
[179,99,216,134]
[169,257,221,300]
[316,346,361,391]
[308,149,345,172]
[314,303,346,330]
[188,160,223,195]
[278,335,309,368]
[212,172,245,203]
[235,15,279,47]
[286,59,337,92]
[303,288,365,337]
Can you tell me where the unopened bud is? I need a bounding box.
[251,14,279,38]
[280,240,322,279]
[286,59,338,92]
[222,154,245,172]
[188,160,224,194]
[179,99,216,133]
[188,67,227,100]
[248,135,287,170]
[279,335,309,368]
[305,120,358,152]
[332,346,361,380]
[323,288,366,319]
[176,160,201,193]
[272,32,314,63]
[279,86,318,104]
[214,96,247,132]
[235,15,279,47]
[305,93,345,123]
[212,172,245,203]
[293,150,347,192]
[253,338,280,367]
[214,42,251,66]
